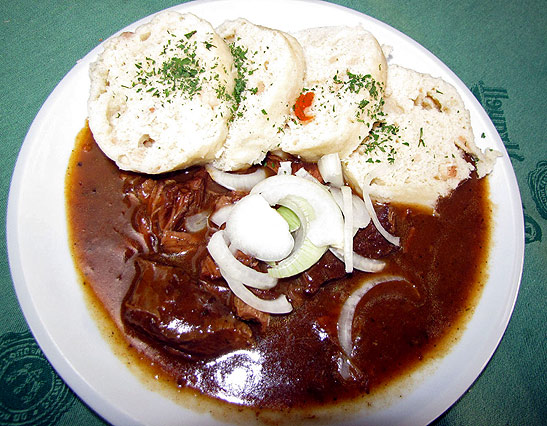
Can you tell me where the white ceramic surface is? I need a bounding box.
[7,1,524,425]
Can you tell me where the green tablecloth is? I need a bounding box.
[0,1,545,424]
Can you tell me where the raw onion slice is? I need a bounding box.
[318,153,344,187]
[341,185,354,273]
[329,248,385,273]
[337,275,406,357]
[222,273,293,314]
[207,230,277,290]
[330,187,371,232]
[360,173,400,246]
[337,354,363,381]
[225,194,294,262]
[250,174,344,249]
[277,161,292,175]
[269,235,327,278]
[350,193,371,230]
[276,205,300,232]
[206,165,267,191]
[268,196,327,278]
[294,167,320,183]
[210,205,233,227]
[184,211,209,232]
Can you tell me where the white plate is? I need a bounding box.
[6,0,524,425]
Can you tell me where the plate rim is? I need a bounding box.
[6,0,525,425]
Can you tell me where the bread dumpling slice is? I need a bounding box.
[280,25,387,161]
[88,11,236,174]
[343,64,499,210]
[213,18,305,171]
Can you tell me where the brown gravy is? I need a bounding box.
[65,124,492,412]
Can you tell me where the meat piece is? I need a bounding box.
[147,179,206,233]
[263,152,291,174]
[200,253,222,280]
[211,192,246,212]
[124,168,209,238]
[234,249,262,270]
[299,251,347,295]
[283,251,347,306]
[353,205,399,258]
[123,259,252,358]
[232,297,270,330]
[160,230,202,254]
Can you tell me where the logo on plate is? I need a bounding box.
[0,331,75,425]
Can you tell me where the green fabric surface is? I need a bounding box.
[0,0,545,424]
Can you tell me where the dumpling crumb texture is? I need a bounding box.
[88,11,236,174]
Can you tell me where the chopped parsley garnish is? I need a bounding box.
[160,56,203,96]
[230,44,249,106]
[418,127,426,147]
[360,121,400,164]
[130,33,209,101]
[227,42,258,118]
[332,71,386,124]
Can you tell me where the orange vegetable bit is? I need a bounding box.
[294,91,315,122]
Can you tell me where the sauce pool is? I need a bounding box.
[65,124,492,416]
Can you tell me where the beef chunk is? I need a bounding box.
[353,205,399,259]
[283,251,347,308]
[232,297,271,330]
[299,251,347,295]
[200,253,223,280]
[123,259,252,358]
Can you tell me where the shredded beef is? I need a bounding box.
[121,162,401,359]
[123,169,209,251]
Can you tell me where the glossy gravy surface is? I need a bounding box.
[66,125,491,411]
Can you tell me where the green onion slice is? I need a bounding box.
[276,205,301,232]
[268,195,327,278]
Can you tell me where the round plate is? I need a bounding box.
[6,0,524,425]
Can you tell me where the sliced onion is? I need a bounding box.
[336,355,363,381]
[351,194,371,230]
[225,194,294,262]
[276,205,300,232]
[184,211,209,232]
[337,275,406,357]
[250,174,344,249]
[318,153,344,187]
[330,248,385,273]
[207,230,277,290]
[269,236,327,278]
[360,173,400,246]
[210,205,233,227]
[330,187,371,233]
[222,273,293,314]
[268,195,327,278]
[206,165,267,191]
[341,185,354,273]
[294,167,320,183]
[277,161,292,175]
